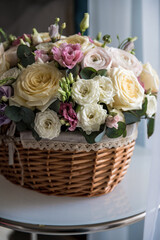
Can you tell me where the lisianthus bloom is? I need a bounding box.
[106,110,124,129]
[107,47,142,77]
[0,86,12,101]
[34,50,50,63]
[0,103,11,127]
[48,24,59,39]
[59,102,78,131]
[82,47,112,71]
[52,43,83,69]
[34,110,61,139]
[12,34,31,46]
[140,63,159,93]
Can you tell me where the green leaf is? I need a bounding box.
[106,121,126,138]
[0,77,16,86]
[32,129,41,141]
[79,128,100,144]
[135,98,148,117]
[80,67,97,79]
[95,127,106,143]
[147,118,155,138]
[20,107,35,124]
[123,111,140,125]
[97,69,107,76]
[17,45,35,67]
[49,100,61,113]
[16,121,28,131]
[5,106,22,122]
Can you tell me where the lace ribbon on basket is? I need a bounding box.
[20,123,138,152]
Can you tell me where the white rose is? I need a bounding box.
[107,47,142,77]
[93,75,115,104]
[34,110,61,139]
[0,43,10,76]
[77,104,107,134]
[110,67,144,110]
[146,95,157,118]
[82,47,112,71]
[71,79,99,105]
[140,63,159,92]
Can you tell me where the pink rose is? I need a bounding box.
[59,102,78,131]
[107,47,142,77]
[52,43,83,69]
[81,47,112,71]
[34,50,50,63]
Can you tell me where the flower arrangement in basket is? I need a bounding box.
[0,13,159,197]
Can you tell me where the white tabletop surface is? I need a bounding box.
[0,145,151,230]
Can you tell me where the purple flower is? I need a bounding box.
[48,24,59,39]
[12,34,31,46]
[52,43,83,69]
[123,41,134,52]
[0,86,12,101]
[59,102,78,131]
[0,103,11,127]
[34,50,50,63]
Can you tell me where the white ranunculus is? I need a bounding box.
[93,75,115,104]
[107,47,142,77]
[82,47,112,71]
[71,79,99,105]
[140,63,159,93]
[77,104,107,134]
[146,95,157,118]
[34,110,61,139]
[110,67,144,111]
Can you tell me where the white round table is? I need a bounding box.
[0,145,151,235]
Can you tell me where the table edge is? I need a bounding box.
[0,212,146,235]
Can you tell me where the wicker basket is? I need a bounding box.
[0,135,135,197]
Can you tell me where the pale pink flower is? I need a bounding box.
[82,47,112,71]
[106,115,120,129]
[59,102,78,131]
[52,43,83,69]
[48,24,59,39]
[34,50,50,63]
[107,47,142,77]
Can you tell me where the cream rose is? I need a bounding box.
[145,95,157,118]
[140,63,159,92]
[34,110,61,139]
[77,104,107,134]
[0,43,10,76]
[82,47,112,71]
[93,75,115,104]
[53,34,94,53]
[110,67,144,110]
[71,79,99,105]
[107,47,142,77]
[11,62,62,111]
[5,46,18,67]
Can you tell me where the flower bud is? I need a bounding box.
[61,22,66,30]
[80,13,89,35]
[55,17,60,24]
[96,32,102,41]
[24,34,31,44]
[48,24,59,39]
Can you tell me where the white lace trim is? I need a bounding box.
[20,124,138,152]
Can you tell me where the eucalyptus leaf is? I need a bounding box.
[31,129,41,141]
[20,107,35,124]
[16,121,28,131]
[17,45,35,67]
[135,98,148,117]
[5,106,22,122]
[97,69,107,76]
[79,128,100,144]
[147,118,155,138]
[106,121,126,138]
[123,111,140,125]
[80,67,97,79]
[49,100,61,113]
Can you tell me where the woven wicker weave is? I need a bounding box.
[0,140,135,197]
